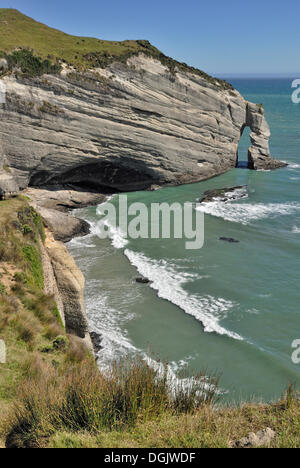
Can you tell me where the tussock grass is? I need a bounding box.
[43,323,63,341]
[11,311,39,345]
[4,355,219,448]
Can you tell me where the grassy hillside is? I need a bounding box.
[0,9,232,88]
[0,196,88,446]
[0,8,146,68]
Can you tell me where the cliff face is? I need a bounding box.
[40,226,93,351]
[0,54,284,194]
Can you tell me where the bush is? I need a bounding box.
[12,312,38,345]
[53,335,68,351]
[6,49,61,77]
[13,272,28,285]
[22,224,34,235]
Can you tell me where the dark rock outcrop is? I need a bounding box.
[90,331,103,354]
[136,277,151,284]
[200,186,247,203]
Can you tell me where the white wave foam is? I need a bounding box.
[95,197,128,249]
[144,355,223,397]
[104,222,129,249]
[85,287,138,371]
[208,187,248,203]
[67,220,98,248]
[124,249,242,340]
[282,161,300,169]
[197,201,300,225]
[292,226,300,233]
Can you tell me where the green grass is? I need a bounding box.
[0,9,232,89]
[47,398,300,448]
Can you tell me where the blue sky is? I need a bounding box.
[2,0,299,75]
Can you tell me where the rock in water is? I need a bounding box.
[220,237,240,243]
[200,186,247,203]
[136,277,151,284]
[90,331,103,354]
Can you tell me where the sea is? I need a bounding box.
[68,78,300,403]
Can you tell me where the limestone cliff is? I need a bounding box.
[0,54,284,196]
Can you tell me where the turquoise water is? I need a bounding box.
[68,79,300,402]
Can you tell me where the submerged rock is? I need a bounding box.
[220,237,240,243]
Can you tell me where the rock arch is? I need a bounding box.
[239,102,285,170]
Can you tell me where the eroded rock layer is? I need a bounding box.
[0,55,284,195]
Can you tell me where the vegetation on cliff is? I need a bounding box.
[0,8,232,89]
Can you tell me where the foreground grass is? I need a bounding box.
[48,400,300,448]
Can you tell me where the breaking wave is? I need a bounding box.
[124,249,242,340]
[196,201,300,225]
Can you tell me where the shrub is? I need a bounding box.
[12,312,38,345]
[22,224,34,235]
[13,272,28,285]
[6,49,61,77]
[53,335,68,351]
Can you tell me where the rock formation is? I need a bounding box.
[42,228,93,350]
[24,186,105,242]
[230,427,276,448]
[0,54,285,196]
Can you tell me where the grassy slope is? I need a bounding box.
[49,402,300,449]
[0,197,88,447]
[0,9,231,88]
[0,8,144,67]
